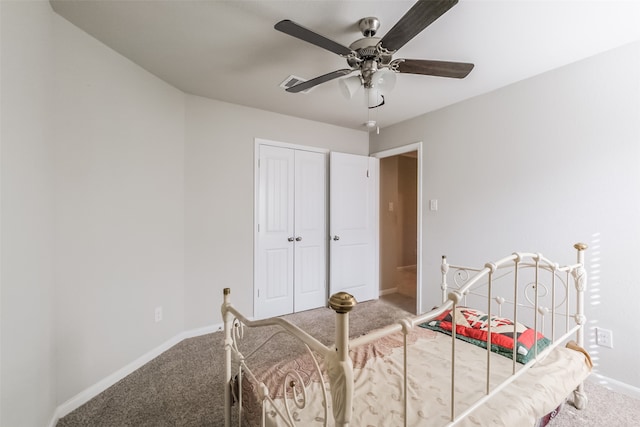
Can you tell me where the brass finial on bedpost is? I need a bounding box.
[574,242,588,252]
[329,292,357,313]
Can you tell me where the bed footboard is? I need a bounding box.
[221,242,590,426]
[222,289,357,427]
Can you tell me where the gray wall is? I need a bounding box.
[0,3,368,425]
[52,9,187,403]
[371,41,640,388]
[1,2,56,426]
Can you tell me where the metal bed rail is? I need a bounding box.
[222,243,588,426]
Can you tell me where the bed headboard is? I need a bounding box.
[439,243,588,344]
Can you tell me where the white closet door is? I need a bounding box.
[329,152,379,303]
[294,150,327,312]
[256,145,295,318]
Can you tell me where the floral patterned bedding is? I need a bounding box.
[420,306,551,363]
[240,327,591,426]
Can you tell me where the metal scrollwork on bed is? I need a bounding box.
[223,295,334,426]
[222,243,591,426]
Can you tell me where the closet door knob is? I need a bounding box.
[295,237,302,242]
[333,235,340,241]
[287,237,295,242]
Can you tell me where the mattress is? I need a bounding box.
[240,327,591,426]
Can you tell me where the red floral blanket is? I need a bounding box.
[420,306,551,364]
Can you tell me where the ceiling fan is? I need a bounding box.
[274,0,474,104]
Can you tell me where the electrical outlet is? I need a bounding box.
[596,327,613,348]
[155,306,163,323]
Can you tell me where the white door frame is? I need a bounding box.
[253,138,329,318]
[371,141,423,314]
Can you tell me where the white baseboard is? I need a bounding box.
[182,322,224,340]
[588,373,640,399]
[46,322,640,427]
[47,322,224,427]
[379,287,397,296]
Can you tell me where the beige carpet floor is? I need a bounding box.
[57,298,639,426]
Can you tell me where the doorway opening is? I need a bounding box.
[374,145,421,315]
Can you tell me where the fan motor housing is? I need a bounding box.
[358,17,380,37]
[347,37,392,68]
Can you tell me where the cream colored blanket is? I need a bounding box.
[243,327,591,427]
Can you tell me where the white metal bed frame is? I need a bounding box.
[222,243,589,427]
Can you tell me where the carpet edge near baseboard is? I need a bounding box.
[46,324,640,427]
[47,322,225,427]
[587,373,640,400]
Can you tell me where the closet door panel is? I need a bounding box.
[294,150,327,312]
[256,145,295,318]
[329,152,379,303]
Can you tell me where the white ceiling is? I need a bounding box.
[50,0,640,131]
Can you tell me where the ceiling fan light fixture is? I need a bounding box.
[371,69,396,93]
[339,75,362,99]
[364,70,395,108]
[275,0,473,120]
[366,87,385,109]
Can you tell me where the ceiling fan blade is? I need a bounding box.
[380,0,458,52]
[286,69,354,93]
[275,20,353,56]
[395,59,474,78]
